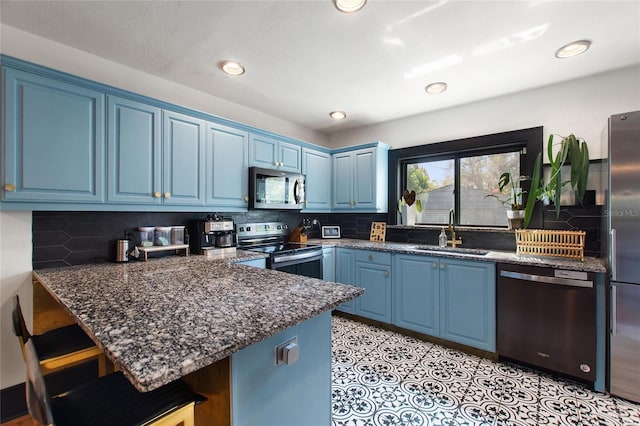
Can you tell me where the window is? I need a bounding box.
[389,127,542,228]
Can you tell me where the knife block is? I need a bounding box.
[289,227,308,243]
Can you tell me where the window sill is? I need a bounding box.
[387,224,515,233]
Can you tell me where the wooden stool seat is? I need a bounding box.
[24,339,205,426]
[12,295,110,375]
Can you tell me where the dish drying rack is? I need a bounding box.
[515,229,585,261]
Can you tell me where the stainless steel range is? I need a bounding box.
[237,222,323,279]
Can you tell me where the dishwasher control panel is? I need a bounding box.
[554,269,588,280]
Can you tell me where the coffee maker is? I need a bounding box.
[193,214,237,257]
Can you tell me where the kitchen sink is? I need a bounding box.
[411,246,490,257]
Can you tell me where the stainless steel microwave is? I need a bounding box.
[249,167,306,210]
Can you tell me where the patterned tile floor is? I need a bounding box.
[331,316,640,426]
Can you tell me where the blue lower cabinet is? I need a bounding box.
[231,312,331,426]
[393,254,439,336]
[334,248,355,314]
[322,247,335,282]
[439,258,496,352]
[354,250,391,323]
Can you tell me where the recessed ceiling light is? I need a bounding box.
[329,111,347,120]
[425,82,447,94]
[555,40,591,58]
[334,0,366,13]
[220,60,245,75]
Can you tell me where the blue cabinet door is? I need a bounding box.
[393,254,440,336]
[2,68,105,203]
[107,96,162,204]
[249,134,301,173]
[353,148,376,208]
[322,247,335,282]
[302,148,331,212]
[335,248,355,314]
[278,140,302,173]
[332,152,353,209]
[162,111,205,206]
[355,258,391,323]
[205,122,249,208]
[439,259,496,352]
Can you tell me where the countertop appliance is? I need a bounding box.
[497,263,598,385]
[607,110,640,403]
[249,167,306,210]
[237,221,323,279]
[192,214,236,257]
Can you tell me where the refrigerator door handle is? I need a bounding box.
[611,228,617,281]
[611,284,617,336]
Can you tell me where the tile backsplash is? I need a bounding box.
[33,206,604,269]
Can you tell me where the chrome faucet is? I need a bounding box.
[448,209,462,248]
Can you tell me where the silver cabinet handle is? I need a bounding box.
[611,229,617,281]
[611,285,617,336]
[384,271,389,277]
[432,262,437,268]
[500,270,593,288]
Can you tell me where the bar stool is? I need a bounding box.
[24,339,206,426]
[12,295,111,376]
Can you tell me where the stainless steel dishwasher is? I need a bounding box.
[497,263,596,384]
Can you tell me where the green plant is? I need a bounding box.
[485,172,527,210]
[527,133,590,222]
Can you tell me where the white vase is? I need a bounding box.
[401,204,417,226]
[506,209,525,229]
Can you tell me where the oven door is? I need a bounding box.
[271,251,323,279]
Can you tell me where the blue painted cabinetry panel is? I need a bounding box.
[393,254,440,336]
[332,144,388,212]
[231,311,331,426]
[249,134,301,173]
[439,258,496,352]
[301,148,331,212]
[354,250,391,323]
[163,110,206,206]
[107,96,162,204]
[2,68,105,203]
[335,248,356,314]
[322,247,336,282]
[205,122,249,208]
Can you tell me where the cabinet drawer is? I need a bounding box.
[354,250,391,265]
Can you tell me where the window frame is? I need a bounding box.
[387,127,543,228]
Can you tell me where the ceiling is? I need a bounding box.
[1,1,638,135]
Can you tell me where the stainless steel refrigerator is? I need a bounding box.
[608,110,640,403]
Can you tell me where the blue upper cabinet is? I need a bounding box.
[108,99,206,205]
[2,68,106,203]
[163,110,206,206]
[332,143,388,212]
[205,122,249,209]
[249,134,301,173]
[301,147,331,212]
[107,96,162,204]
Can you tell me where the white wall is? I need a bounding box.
[0,24,330,148]
[328,65,640,160]
[0,211,32,390]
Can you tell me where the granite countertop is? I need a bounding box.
[310,238,607,273]
[33,253,363,392]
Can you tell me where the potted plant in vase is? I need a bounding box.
[398,190,422,226]
[486,172,528,229]
[528,133,590,221]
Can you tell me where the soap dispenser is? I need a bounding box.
[439,227,448,248]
